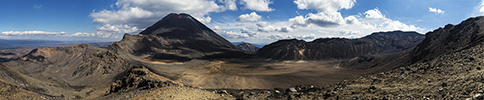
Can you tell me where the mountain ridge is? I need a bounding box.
[257,31,425,60]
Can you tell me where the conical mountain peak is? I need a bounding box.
[139,13,211,37]
[137,13,237,50]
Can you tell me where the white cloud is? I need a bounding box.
[429,7,445,14]
[255,22,294,33]
[96,24,139,34]
[288,16,308,27]
[236,12,262,22]
[277,27,295,33]
[1,31,65,35]
[241,0,274,11]
[364,8,385,19]
[220,0,237,11]
[213,26,251,39]
[207,0,421,44]
[290,0,354,27]
[480,0,484,15]
[288,0,420,38]
[293,0,355,13]
[344,15,360,24]
[0,24,141,41]
[90,7,154,26]
[90,0,234,28]
[289,11,345,27]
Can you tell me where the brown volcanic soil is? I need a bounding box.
[138,58,397,89]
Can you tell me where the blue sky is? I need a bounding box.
[0,0,483,43]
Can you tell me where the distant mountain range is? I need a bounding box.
[231,42,266,48]
[0,39,112,49]
[257,31,425,60]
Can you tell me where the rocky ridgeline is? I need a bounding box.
[411,17,484,63]
[257,31,424,60]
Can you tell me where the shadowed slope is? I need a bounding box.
[257,31,424,60]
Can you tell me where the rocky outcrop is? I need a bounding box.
[411,16,484,63]
[236,43,260,52]
[257,31,425,60]
[108,66,178,93]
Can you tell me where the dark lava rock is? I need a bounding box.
[411,16,484,63]
[108,67,177,94]
[257,31,425,60]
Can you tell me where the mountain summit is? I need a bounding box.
[114,13,246,59]
[139,13,238,50]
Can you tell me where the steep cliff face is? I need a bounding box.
[411,16,484,63]
[257,31,425,60]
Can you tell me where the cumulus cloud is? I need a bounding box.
[90,7,154,26]
[90,0,236,28]
[236,12,262,22]
[429,7,445,14]
[364,8,385,19]
[289,12,345,27]
[220,0,237,11]
[344,15,360,24]
[255,22,294,33]
[241,0,274,11]
[293,0,355,13]
[288,0,420,38]
[210,0,421,43]
[290,0,354,27]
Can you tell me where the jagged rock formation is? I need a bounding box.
[108,66,178,93]
[411,17,484,63]
[236,43,260,52]
[257,31,425,60]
